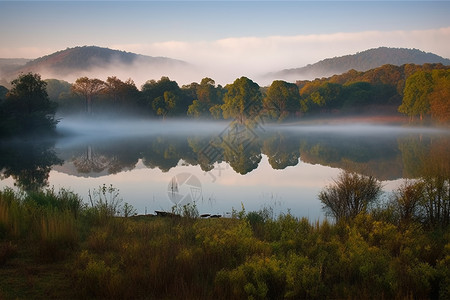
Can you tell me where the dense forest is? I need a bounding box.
[0,63,449,138]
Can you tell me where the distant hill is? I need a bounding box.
[270,47,450,81]
[15,46,186,75]
[0,46,189,84]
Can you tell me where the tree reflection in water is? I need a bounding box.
[0,140,62,191]
[1,128,449,190]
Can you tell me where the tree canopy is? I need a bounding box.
[0,73,58,137]
[221,77,262,124]
[71,77,106,114]
[398,69,450,122]
[399,71,433,120]
[429,70,450,123]
[187,77,224,118]
[264,80,300,121]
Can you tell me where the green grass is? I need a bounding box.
[0,187,449,299]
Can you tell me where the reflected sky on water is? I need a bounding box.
[1,119,448,219]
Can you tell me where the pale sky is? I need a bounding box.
[1,1,450,85]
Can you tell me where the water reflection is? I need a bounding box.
[0,124,449,191]
[0,140,62,191]
[262,133,300,170]
[298,132,403,180]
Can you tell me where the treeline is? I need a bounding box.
[47,64,450,122]
[1,63,449,138]
[298,63,450,122]
[0,168,449,298]
[43,63,450,123]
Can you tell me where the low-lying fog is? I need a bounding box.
[57,117,231,138]
[57,116,449,141]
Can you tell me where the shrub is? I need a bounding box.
[319,171,383,222]
[215,256,286,299]
[285,254,326,299]
[390,180,425,227]
[74,250,123,298]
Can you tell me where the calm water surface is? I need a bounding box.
[1,119,448,219]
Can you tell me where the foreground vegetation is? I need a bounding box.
[1,174,449,299]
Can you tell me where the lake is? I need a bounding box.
[1,118,449,219]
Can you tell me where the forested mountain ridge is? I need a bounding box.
[271,47,450,80]
[0,46,187,80]
[296,63,450,93]
[21,46,185,74]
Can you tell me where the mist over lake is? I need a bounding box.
[1,1,449,297]
[1,118,448,219]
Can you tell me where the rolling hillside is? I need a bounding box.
[0,46,189,84]
[16,46,186,75]
[270,47,450,80]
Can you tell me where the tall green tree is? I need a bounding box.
[8,73,52,114]
[399,71,433,121]
[187,100,204,118]
[152,91,178,119]
[300,82,343,114]
[221,77,262,124]
[197,77,219,104]
[142,77,185,117]
[186,78,223,118]
[264,80,300,121]
[0,73,57,137]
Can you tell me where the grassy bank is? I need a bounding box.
[0,187,449,299]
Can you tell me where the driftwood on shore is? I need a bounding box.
[154,210,179,218]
